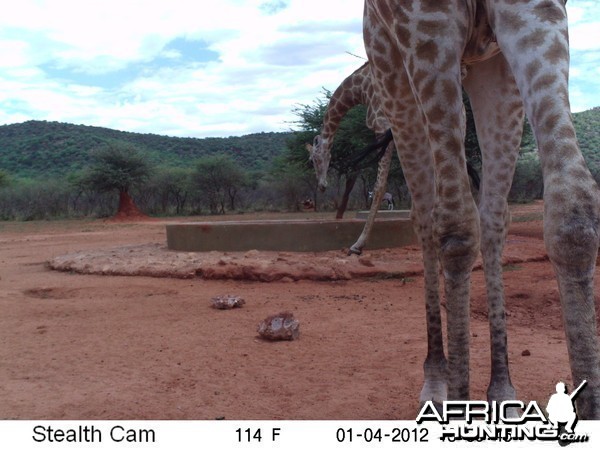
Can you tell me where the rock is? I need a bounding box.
[211,295,245,310]
[257,312,299,341]
[521,349,531,356]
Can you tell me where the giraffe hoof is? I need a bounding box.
[348,247,362,256]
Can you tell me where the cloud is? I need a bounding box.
[0,0,366,137]
[0,0,597,138]
[565,1,600,112]
[163,38,221,64]
[256,38,355,66]
[260,0,291,15]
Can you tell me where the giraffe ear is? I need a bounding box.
[305,143,313,153]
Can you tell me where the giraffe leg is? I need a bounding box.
[413,206,448,407]
[489,0,600,418]
[350,143,394,255]
[397,135,448,407]
[397,135,447,407]
[363,12,448,409]
[395,11,478,403]
[365,0,480,403]
[463,53,524,406]
[395,135,447,406]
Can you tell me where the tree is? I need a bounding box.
[156,167,193,215]
[327,103,378,217]
[266,154,317,211]
[191,154,247,214]
[81,141,153,218]
[287,89,377,217]
[509,151,543,202]
[136,167,193,215]
[289,89,485,217]
[463,89,482,171]
[0,169,10,188]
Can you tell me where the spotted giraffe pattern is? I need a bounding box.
[363,0,600,418]
[306,62,395,255]
[307,62,390,189]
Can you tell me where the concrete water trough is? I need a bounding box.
[166,215,417,252]
[354,209,411,220]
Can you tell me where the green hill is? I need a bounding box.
[0,120,293,178]
[574,107,600,166]
[1,107,599,180]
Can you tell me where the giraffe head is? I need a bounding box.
[306,134,331,191]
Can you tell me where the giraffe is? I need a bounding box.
[306,62,397,255]
[362,0,600,418]
[308,63,480,255]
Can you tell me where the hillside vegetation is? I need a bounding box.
[508,107,600,202]
[0,120,292,178]
[574,107,600,177]
[0,106,599,220]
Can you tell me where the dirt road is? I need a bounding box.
[0,203,596,419]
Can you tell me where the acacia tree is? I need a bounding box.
[289,89,483,216]
[266,154,317,211]
[287,90,377,217]
[81,142,153,218]
[140,167,193,215]
[0,169,9,188]
[191,154,247,214]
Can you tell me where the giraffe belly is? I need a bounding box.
[462,0,501,65]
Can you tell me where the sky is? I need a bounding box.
[0,0,598,139]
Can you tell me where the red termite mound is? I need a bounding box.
[107,191,154,222]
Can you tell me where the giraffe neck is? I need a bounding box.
[321,64,369,147]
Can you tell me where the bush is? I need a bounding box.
[508,152,543,203]
[0,178,70,220]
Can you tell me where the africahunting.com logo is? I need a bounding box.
[417,380,589,444]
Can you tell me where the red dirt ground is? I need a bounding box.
[0,202,598,420]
